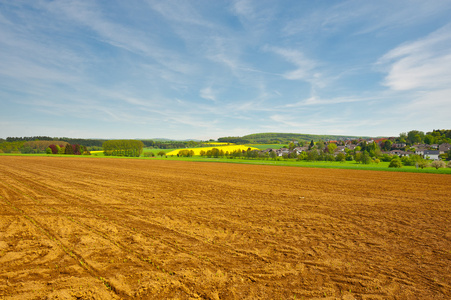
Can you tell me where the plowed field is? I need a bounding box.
[0,156,450,299]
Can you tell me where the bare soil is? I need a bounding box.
[0,156,450,299]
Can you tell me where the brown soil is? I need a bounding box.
[0,156,450,299]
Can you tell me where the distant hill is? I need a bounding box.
[218,133,373,144]
[145,138,201,142]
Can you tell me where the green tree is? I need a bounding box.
[58,145,65,154]
[335,152,346,162]
[65,143,74,155]
[382,140,393,151]
[211,148,220,158]
[424,134,435,145]
[316,140,325,151]
[360,141,368,152]
[361,151,371,164]
[407,130,424,144]
[327,143,337,154]
[354,152,362,163]
[417,161,429,169]
[307,150,318,161]
[389,158,402,168]
[103,140,144,157]
[297,151,308,161]
[398,132,407,143]
[270,151,277,160]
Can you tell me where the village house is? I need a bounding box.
[390,150,410,157]
[423,150,440,160]
[293,146,308,154]
[438,143,451,154]
[275,148,290,157]
[392,143,406,149]
[374,138,387,145]
[414,147,429,156]
[412,144,428,150]
[257,140,449,160]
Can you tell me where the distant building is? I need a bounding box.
[439,143,451,154]
[392,143,406,149]
[423,150,440,160]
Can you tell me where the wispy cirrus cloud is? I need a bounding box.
[283,0,451,37]
[1,1,451,139]
[199,87,217,102]
[284,94,380,108]
[264,46,321,86]
[377,24,451,91]
[147,0,214,28]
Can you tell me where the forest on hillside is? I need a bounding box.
[218,133,372,144]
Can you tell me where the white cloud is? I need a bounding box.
[148,0,212,27]
[200,87,217,102]
[378,24,451,91]
[284,94,381,108]
[402,88,451,126]
[283,0,451,37]
[231,0,275,26]
[265,46,320,84]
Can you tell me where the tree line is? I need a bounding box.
[103,140,144,157]
[0,137,204,151]
[3,136,105,147]
[0,140,89,155]
[396,129,451,145]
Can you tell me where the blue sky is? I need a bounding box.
[1,0,451,140]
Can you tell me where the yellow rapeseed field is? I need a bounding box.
[165,145,258,156]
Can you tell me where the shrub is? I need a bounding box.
[402,154,423,166]
[417,161,429,169]
[430,160,446,169]
[389,158,402,168]
[46,147,52,154]
[177,150,195,157]
[447,161,451,168]
[143,151,155,157]
[381,154,393,162]
[335,152,346,162]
